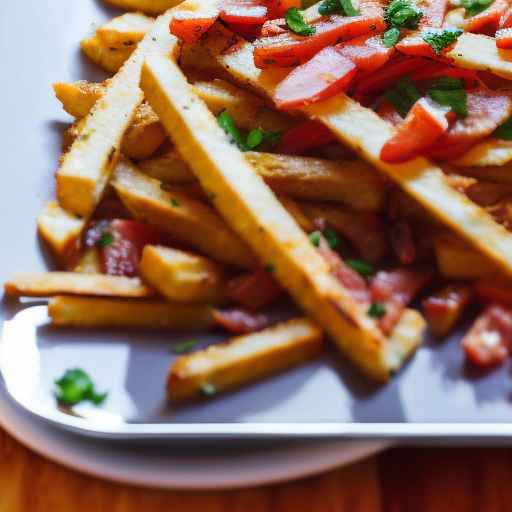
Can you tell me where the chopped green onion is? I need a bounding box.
[382,27,401,47]
[368,303,387,318]
[246,128,265,150]
[285,7,316,36]
[461,0,494,17]
[97,232,114,248]
[422,28,462,55]
[346,259,375,277]
[54,368,108,406]
[339,0,359,16]
[218,110,248,151]
[384,77,421,118]
[324,228,340,250]
[309,230,322,247]
[172,339,199,354]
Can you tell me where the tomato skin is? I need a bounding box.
[337,34,395,72]
[220,0,268,25]
[276,120,335,154]
[170,15,218,43]
[395,33,439,59]
[462,304,512,368]
[212,308,271,334]
[464,0,508,33]
[496,28,512,49]
[380,98,449,163]
[253,14,386,69]
[500,7,512,29]
[266,0,301,18]
[274,47,357,109]
[226,268,283,311]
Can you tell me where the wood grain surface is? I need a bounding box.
[1,429,511,512]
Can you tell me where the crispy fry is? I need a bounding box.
[201,27,512,279]
[141,53,403,381]
[97,12,154,49]
[139,149,194,183]
[448,163,512,185]
[167,318,324,402]
[81,36,135,73]
[450,139,512,167]
[179,43,227,77]
[53,81,104,119]
[48,296,213,329]
[278,196,315,232]
[111,159,255,268]
[103,0,183,15]
[5,273,154,298]
[57,0,217,218]
[139,245,225,303]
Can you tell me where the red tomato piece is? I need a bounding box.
[464,0,508,33]
[396,33,439,59]
[418,0,448,27]
[409,62,478,87]
[224,21,263,39]
[253,13,386,68]
[226,268,283,311]
[462,304,512,368]
[336,34,395,72]
[496,27,512,49]
[389,220,416,265]
[276,120,335,154]
[212,308,271,334]
[273,47,357,109]
[266,0,301,19]
[220,0,268,25]
[371,268,433,334]
[376,101,403,125]
[380,98,450,163]
[170,13,219,43]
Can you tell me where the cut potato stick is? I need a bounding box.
[112,159,255,268]
[167,318,324,402]
[49,296,214,329]
[202,28,512,279]
[97,12,154,48]
[140,54,407,382]
[72,248,102,274]
[37,202,85,263]
[81,36,135,73]
[5,273,154,298]
[103,0,183,15]
[139,245,225,303]
[448,163,512,185]
[57,0,218,218]
[53,81,104,119]
[139,149,194,184]
[450,139,512,167]
[179,42,227,77]
[278,196,315,232]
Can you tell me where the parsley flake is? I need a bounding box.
[422,28,462,55]
[218,110,248,150]
[97,232,114,248]
[324,228,340,250]
[461,0,494,17]
[368,303,387,318]
[427,76,467,117]
[55,368,108,406]
[384,77,421,118]
[285,7,316,36]
[172,339,199,354]
[169,198,180,207]
[385,0,423,29]
[346,259,375,277]
[318,0,359,15]
[382,27,401,47]
[494,117,512,140]
[309,230,322,247]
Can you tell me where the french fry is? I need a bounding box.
[139,245,225,303]
[96,12,154,49]
[5,273,154,298]
[434,234,501,279]
[167,318,324,402]
[37,202,85,263]
[53,81,104,118]
[48,296,214,329]
[57,0,218,218]
[138,148,194,184]
[450,139,512,167]
[278,196,315,232]
[141,53,403,382]
[81,36,135,74]
[201,27,512,279]
[111,159,255,268]
[72,248,103,274]
[103,0,183,15]
[179,43,228,77]
[448,163,512,185]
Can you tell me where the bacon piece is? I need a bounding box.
[337,33,395,72]
[213,308,271,334]
[226,268,283,310]
[276,120,335,154]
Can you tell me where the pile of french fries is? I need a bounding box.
[7,0,512,405]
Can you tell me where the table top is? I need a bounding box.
[1,430,510,511]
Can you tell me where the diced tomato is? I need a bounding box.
[170,13,219,43]
[380,98,450,163]
[261,17,287,36]
[461,304,512,368]
[266,0,301,19]
[475,280,512,307]
[253,13,386,68]
[276,120,335,154]
[86,219,166,277]
[212,308,271,334]
[273,47,357,109]
[352,57,427,101]
[389,220,416,265]
[318,244,371,304]
[418,0,448,27]
[409,62,478,88]
[464,0,508,33]
[496,28,512,49]
[422,283,472,338]
[220,0,268,25]
[427,89,512,151]
[371,268,433,334]
[337,34,394,72]
[395,33,439,59]
[377,101,403,125]
[226,268,283,310]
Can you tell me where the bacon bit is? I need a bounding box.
[462,304,512,368]
[226,268,283,311]
[422,283,472,338]
[212,308,271,334]
[389,220,416,265]
[371,268,433,334]
[276,120,335,154]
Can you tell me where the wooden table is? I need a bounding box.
[1,430,511,511]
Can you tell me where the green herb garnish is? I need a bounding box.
[318,0,359,16]
[422,28,462,55]
[385,0,423,29]
[169,198,180,207]
[200,382,217,397]
[97,232,114,248]
[494,117,512,140]
[55,368,108,406]
[346,259,375,277]
[382,27,401,47]
[172,339,199,354]
[384,77,421,118]
[367,303,387,318]
[324,228,340,250]
[339,0,359,16]
[285,7,316,36]
[461,0,494,17]
[309,230,322,247]
[246,128,282,150]
[428,76,467,117]
[218,110,247,150]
